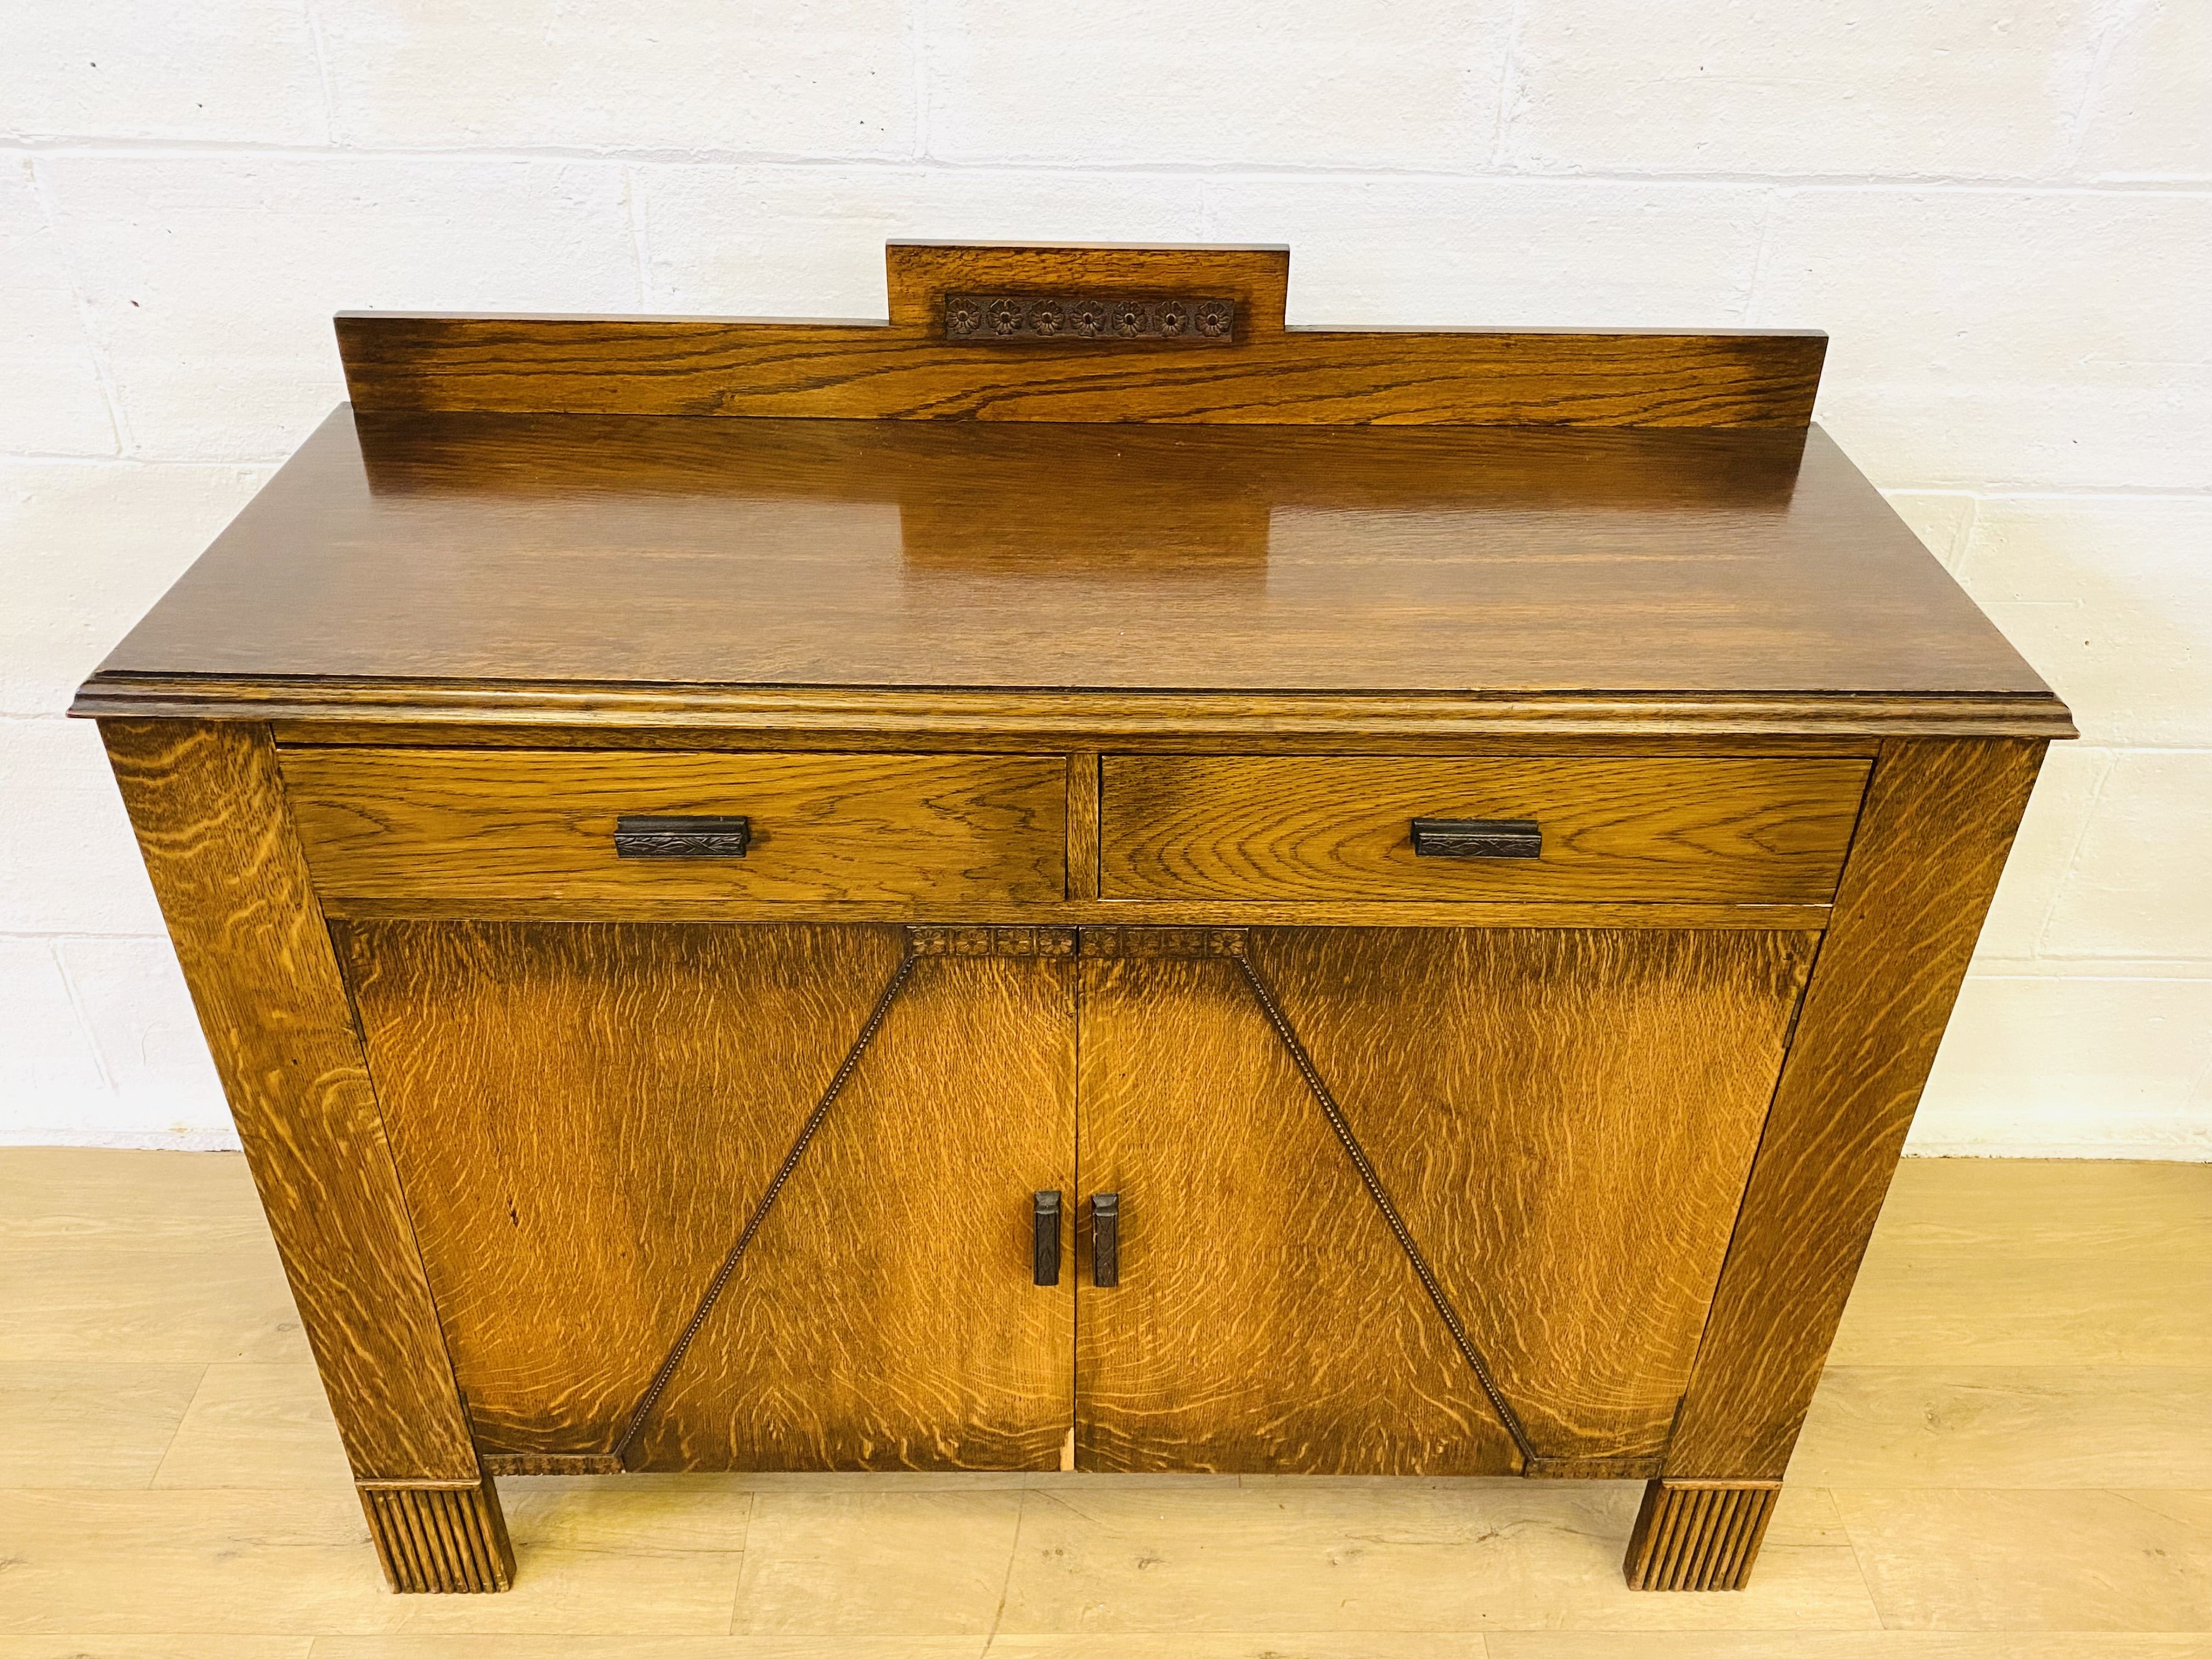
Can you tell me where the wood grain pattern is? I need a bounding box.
[885,244,1295,332]
[279,747,1065,905]
[1073,926,1815,1474]
[335,316,1827,430]
[77,411,2067,732]
[265,723,1888,757]
[313,895,1839,930]
[1251,927,1814,1464]
[1622,1480,1781,1592]
[1666,737,2047,1481]
[73,241,2076,1594]
[336,242,1825,430]
[89,678,2074,740]
[338,922,1076,1471]
[97,720,484,1487]
[1074,950,1515,1476]
[358,1479,513,1593]
[1066,751,1102,900]
[1102,756,1870,904]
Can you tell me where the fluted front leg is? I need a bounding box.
[1623,1479,1782,1591]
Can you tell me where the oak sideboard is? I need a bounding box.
[74,241,2072,1594]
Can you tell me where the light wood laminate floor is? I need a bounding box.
[2,1148,2208,1656]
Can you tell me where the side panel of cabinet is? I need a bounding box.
[1074,926,1818,1475]
[337,920,1076,1471]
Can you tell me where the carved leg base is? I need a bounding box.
[358,1477,514,1593]
[1622,1478,1781,1590]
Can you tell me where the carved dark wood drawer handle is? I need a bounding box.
[1409,817,1542,860]
[1090,1192,1120,1288]
[1032,1190,1062,1286]
[614,815,752,859]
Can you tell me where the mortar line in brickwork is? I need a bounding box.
[9,139,2212,195]
[2057,0,2141,177]
[1742,189,1782,325]
[905,0,931,162]
[299,0,341,146]
[22,155,128,453]
[1485,0,1535,170]
[617,164,651,307]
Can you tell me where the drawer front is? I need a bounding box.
[1101,755,1870,904]
[281,748,1066,905]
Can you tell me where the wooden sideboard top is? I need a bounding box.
[77,406,2067,738]
[72,244,2066,739]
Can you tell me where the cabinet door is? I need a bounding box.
[339,921,1075,1471]
[1074,926,1817,1475]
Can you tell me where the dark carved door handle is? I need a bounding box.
[1032,1190,1062,1286]
[1090,1193,1120,1288]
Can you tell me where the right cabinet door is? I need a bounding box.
[1073,926,1819,1475]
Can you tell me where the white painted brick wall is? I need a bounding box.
[1505,2,2112,180]
[1198,178,1773,326]
[0,157,117,455]
[319,1,917,157]
[49,155,643,461]
[2072,1,2212,182]
[2,1,2206,1156]
[1,2,331,146]
[1752,188,2211,490]
[634,167,1207,314]
[919,0,1517,168]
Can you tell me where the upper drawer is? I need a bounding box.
[280,748,1066,906]
[1100,755,1870,905]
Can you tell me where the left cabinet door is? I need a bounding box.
[336,921,1077,1472]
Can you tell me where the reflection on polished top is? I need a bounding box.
[94,407,2051,703]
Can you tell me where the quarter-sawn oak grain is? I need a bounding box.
[74,242,2072,1594]
[313,896,1840,930]
[633,944,1076,1472]
[1073,927,1814,1475]
[1252,927,1816,1465]
[339,921,1076,1471]
[1101,755,1870,904]
[97,721,483,1485]
[280,747,1066,905]
[1074,950,1516,1477]
[1666,737,2047,1480]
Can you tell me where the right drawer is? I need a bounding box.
[1099,755,1872,904]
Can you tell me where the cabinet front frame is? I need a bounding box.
[103,714,2041,1592]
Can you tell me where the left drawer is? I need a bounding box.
[278,747,1068,907]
